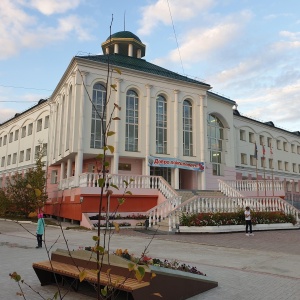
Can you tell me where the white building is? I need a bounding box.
[0,31,299,221]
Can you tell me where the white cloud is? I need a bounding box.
[138,0,215,35]
[28,0,81,15]
[0,0,91,60]
[239,82,300,130]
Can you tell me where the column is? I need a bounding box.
[60,162,65,180]
[75,71,88,185]
[173,90,180,189]
[114,43,119,54]
[199,94,207,190]
[144,84,152,175]
[128,44,133,56]
[67,158,72,178]
[112,78,123,174]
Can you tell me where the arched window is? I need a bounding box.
[183,100,193,156]
[90,83,106,149]
[125,90,139,151]
[208,114,224,176]
[156,95,167,154]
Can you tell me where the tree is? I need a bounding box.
[5,143,47,217]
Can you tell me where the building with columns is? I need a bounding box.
[0,31,299,221]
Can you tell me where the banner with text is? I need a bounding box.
[148,156,205,171]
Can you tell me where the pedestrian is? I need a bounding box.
[244,206,254,236]
[36,213,45,248]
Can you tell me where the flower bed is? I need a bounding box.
[180,210,297,227]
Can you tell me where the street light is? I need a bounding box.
[290,179,294,207]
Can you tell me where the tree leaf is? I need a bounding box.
[125,191,132,195]
[107,145,115,154]
[107,131,115,136]
[112,117,120,120]
[79,270,87,282]
[92,235,99,241]
[118,198,125,205]
[35,189,42,197]
[135,266,145,282]
[151,272,157,279]
[110,84,117,91]
[114,103,121,110]
[113,222,120,233]
[101,286,108,296]
[96,154,104,160]
[114,68,122,75]
[123,180,129,186]
[110,184,119,190]
[94,246,105,253]
[128,262,135,271]
[98,178,105,187]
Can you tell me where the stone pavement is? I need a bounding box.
[1,219,299,300]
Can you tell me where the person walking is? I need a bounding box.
[244,206,254,236]
[36,213,45,248]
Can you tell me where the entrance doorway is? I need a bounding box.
[150,167,171,185]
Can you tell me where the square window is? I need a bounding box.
[26,148,31,161]
[249,132,255,143]
[12,153,17,164]
[278,160,282,170]
[37,119,42,132]
[51,170,58,184]
[1,156,5,167]
[19,151,24,163]
[21,126,26,138]
[7,155,11,166]
[15,130,19,141]
[240,130,246,141]
[241,153,247,165]
[3,135,7,145]
[277,140,281,150]
[250,155,256,166]
[259,135,264,146]
[9,132,13,143]
[28,123,33,135]
[269,158,273,169]
[44,116,49,129]
[283,142,288,152]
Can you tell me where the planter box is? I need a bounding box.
[179,223,298,233]
[33,249,218,300]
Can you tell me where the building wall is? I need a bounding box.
[0,102,49,188]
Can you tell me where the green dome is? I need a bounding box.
[106,31,142,43]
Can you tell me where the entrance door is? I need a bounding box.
[150,167,171,185]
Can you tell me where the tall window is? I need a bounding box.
[156,95,167,154]
[125,90,139,152]
[90,83,106,149]
[182,100,193,156]
[208,114,224,176]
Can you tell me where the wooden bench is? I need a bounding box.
[33,260,150,299]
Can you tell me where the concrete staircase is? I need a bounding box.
[148,190,226,233]
[176,189,225,203]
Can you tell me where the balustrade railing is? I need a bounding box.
[223,180,283,192]
[167,195,299,231]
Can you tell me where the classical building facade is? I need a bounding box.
[0,31,299,220]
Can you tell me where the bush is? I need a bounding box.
[180,210,296,226]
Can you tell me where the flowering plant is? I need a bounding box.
[114,249,206,276]
[180,210,296,227]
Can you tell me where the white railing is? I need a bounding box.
[59,173,180,202]
[167,195,299,231]
[218,180,244,198]
[223,180,284,192]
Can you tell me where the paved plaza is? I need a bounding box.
[1,219,299,300]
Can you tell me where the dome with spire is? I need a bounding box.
[101,30,146,58]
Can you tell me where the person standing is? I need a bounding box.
[36,213,45,248]
[244,206,254,236]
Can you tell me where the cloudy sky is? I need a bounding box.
[0,0,300,131]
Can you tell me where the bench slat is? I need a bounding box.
[33,261,149,291]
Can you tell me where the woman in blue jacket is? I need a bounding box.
[36,213,45,248]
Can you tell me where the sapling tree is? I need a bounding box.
[10,16,153,300]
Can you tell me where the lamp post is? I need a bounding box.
[290,179,294,207]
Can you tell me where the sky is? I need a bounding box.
[0,0,300,132]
